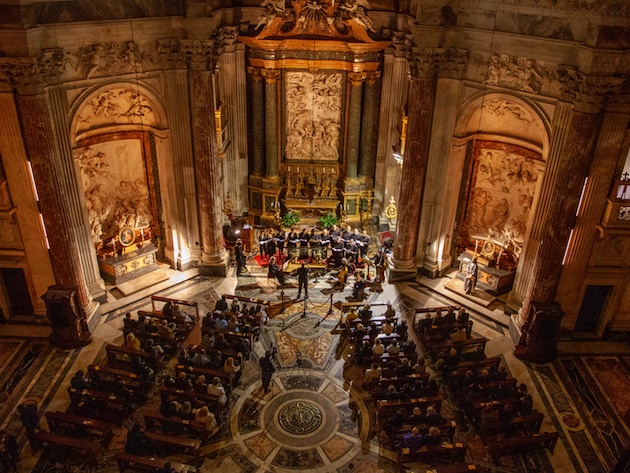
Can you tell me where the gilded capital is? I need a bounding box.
[366,71,381,85]
[247,66,264,81]
[261,68,281,84]
[348,72,367,86]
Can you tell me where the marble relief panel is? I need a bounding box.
[77,139,152,244]
[285,71,342,161]
[462,142,542,246]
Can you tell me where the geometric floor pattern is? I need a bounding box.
[0,267,628,472]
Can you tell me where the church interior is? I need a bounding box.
[0,0,629,472]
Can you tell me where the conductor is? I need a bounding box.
[296,263,310,300]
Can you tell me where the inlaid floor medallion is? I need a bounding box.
[278,401,323,435]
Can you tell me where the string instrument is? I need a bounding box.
[337,264,350,286]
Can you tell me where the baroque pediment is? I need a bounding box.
[253,0,377,43]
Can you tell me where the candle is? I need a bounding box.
[297,167,300,173]
[474,239,479,253]
[111,238,115,247]
[141,228,144,238]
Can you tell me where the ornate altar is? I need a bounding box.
[97,227,160,284]
[241,0,389,227]
[283,165,340,224]
[456,238,517,295]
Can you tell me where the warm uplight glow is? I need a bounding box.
[576,177,588,217]
[39,213,50,249]
[27,161,39,201]
[562,229,574,265]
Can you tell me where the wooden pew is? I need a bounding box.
[445,357,501,379]
[116,452,191,472]
[140,408,211,442]
[200,327,255,348]
[45,411,116,446]
[481,410,545,436]
[366,373,430,393]
[488,431,559,462]
[144,431,202,470]
[159,386,220,412]
[377,395,443,420]
[106,344,163,372]
[429,337,487,359]
[67,386,129,423]
[88,364,152,393]
[221,294,271,308]
[362,352,419,368]
[174,365,232,393]
[29,429,100,462]
[398,442,467,471]
[151,295,200,319]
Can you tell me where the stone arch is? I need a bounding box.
[444,91,551,301]
[67,81,181,273]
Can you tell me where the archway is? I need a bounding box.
[446,92,550,301]
[68,83,176,286]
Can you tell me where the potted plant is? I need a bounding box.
[281,211,300,229]
[318,211,338,229]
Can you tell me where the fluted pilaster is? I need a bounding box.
[48,88,105,302]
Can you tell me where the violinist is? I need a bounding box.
[268,256,285,285]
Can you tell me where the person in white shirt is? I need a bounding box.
[372,338,385,355]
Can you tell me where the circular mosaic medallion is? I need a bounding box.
[562,414,580,428]
[278,401,323,435]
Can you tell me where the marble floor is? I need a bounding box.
[0,265,627,473]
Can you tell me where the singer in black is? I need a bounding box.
[296,263,310,299]
[259,350,275,393]
[235,239,246,276]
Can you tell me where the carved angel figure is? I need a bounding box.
[257,0,287,28]
[340,0,374,31]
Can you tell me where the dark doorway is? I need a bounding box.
[0,268,35,316]
[575,285,613,333]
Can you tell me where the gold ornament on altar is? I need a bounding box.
[385,196,397,220]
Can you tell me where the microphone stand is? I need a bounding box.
[314,291,335,327]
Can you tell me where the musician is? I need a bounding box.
[298,228,309,258]
[464,257,478,295]
[352,272,367,300]
[259,230,268,259]
[235,239,247,276]
[275,229,286,256]
[359,230,371,257]
[320,229,331,259]
[296,263,310,299]
[268,256,285,285]
[344,238,359,262]
[267,229,277,258]
[309,228,321,259]
[342,225,353,241]
[331,236,345,267]
[287,229,299,258]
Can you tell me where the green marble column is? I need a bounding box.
[358,71,381,179]
[262,68,281,178]
[248,67,265,176]
[346,72,366,179]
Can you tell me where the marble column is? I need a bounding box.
[514,105,601,362]
[555,111,630,326]
[390,73,437,280]
[248,67,265,177]
[262,68,281,179]
[188,65,229,275]
[358,71,381,181]
[17,92,95,346]
[346,72,366,180]
[48,88,106,303]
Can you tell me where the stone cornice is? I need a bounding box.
[556,68,625,113]
[0,49,64,94]
[408,48,470,80]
